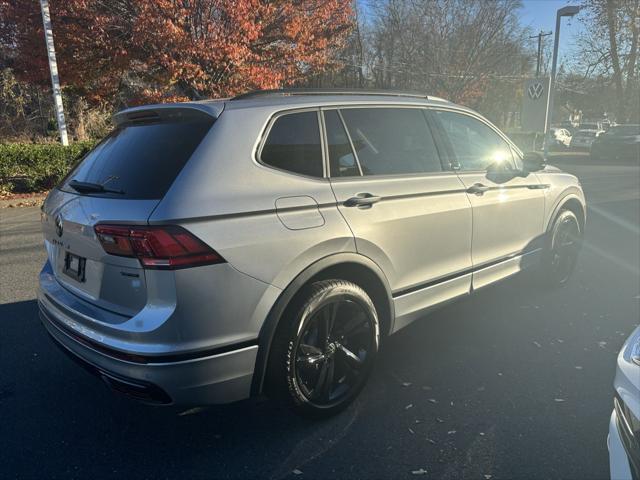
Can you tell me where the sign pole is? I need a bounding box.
[39,0,69,146]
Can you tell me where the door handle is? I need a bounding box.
[344,193,382,208]
[466,183,491,195]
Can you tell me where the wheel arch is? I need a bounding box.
[251,253,394,396]
[546,193,586,234]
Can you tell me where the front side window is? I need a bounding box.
[339,108,443,176]
[260,111,323,177]
[434,110,514,171]
[324,110,360,177]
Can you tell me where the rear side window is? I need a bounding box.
[340,108,442,176]
[434,110,514,171]
[61,116,214,199]
[260,111,323,177]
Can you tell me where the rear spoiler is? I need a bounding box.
[113,101,225,126]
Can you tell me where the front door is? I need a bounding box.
[430,109,546,288]
[324,106,473,331]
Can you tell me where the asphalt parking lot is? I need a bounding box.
[1,154,639,479]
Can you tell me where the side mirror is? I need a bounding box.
[522,151,546,172]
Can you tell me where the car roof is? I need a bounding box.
[115,89,466,122]
[221,89,455,111]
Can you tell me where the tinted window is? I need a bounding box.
[261,111,323,177]
[435,111,514,171]
[61,117,214,199]
[324,110,359,177]
[609,126,639,136]
[340,108,442,176]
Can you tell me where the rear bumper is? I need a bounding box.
[39,298,258,405]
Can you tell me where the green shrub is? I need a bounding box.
[0,141,96,193]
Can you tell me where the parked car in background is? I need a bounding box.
[547,127,572,149]
[601,119,613,131]
[571,129,603,150]
[38,89,586,417]
[559,121,578,136]
[591,125,640,162]
[608,324,640,480]
[579,121,603,131]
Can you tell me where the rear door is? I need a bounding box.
[430,109,546,289]
[41,108,215,316]
[325,106,473,330]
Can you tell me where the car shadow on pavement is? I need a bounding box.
[0,250,629,480]
[0,298,374,479]
[0,275,539,480]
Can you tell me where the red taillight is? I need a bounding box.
[94,224,224,270]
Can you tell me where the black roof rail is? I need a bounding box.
[231,88,447,101]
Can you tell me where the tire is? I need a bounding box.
[265,279,380,418]
[540,209,583,287]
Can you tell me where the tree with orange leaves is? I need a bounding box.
[1,0,353,105]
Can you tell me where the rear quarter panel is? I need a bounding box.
[149,106,356,290]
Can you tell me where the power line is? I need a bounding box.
[334,56,529,81]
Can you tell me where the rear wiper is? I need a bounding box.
[68,179,125,195]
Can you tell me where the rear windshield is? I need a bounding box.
[60,116,214,199]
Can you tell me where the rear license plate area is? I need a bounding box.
[63,252,86,282]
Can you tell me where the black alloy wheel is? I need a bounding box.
[268,280,380,418]
[545,209,582,286]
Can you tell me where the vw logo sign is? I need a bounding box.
[527,82,544,100]
[55,214,64,237]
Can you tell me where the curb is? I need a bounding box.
[0,194,47,209]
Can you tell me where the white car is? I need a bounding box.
[548,127,572,148]
[571,129,604,149]
[609,324,640,479]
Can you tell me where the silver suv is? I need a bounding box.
[39,90,586,417]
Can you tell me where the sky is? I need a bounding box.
[358,0,587,70]
[508,0,585,65]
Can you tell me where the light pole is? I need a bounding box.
[40,0,69,146]
[543,5,580,159]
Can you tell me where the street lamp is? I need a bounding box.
[543,5,580,159]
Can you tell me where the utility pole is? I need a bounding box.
[39,0,69,146]
[529,31,552,78]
